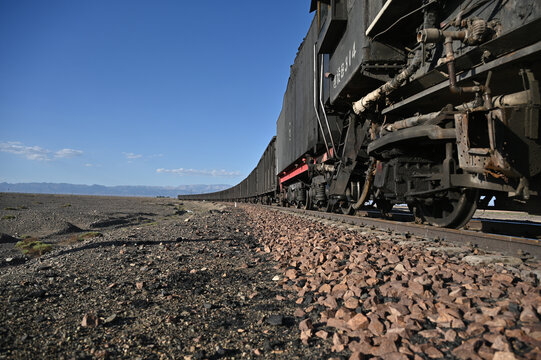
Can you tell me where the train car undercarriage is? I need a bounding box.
[278,1,541,228]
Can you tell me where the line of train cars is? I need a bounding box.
[179,0,541,228]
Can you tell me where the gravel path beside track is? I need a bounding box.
[0,194,540,359]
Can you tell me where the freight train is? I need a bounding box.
[179,0,541,228]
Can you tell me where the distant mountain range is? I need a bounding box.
[0,182,231,197]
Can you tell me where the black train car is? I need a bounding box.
[182,0,541,228]
[276,19,320,176]
[256,137,278,203]
[274,0,541,227]
[245,168,257,201]
[304,0,541,227]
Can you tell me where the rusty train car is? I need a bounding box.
[179,0,541,228]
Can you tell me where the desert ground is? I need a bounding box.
[0,193,320,359]
[0,193,540,359]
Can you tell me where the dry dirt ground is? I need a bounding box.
[0,193,540,360]
[0,193,321,359]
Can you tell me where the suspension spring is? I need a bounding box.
[315,184,326,202]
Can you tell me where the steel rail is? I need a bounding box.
[266,206,541,259]
[353,209,541,239]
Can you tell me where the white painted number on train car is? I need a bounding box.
[333,42,356,89]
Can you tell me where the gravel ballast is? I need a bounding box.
[245,206,541,360]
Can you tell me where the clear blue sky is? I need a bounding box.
[0,1,314,186]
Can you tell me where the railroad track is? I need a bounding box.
[354,208,541,239]
[264,205,541,260]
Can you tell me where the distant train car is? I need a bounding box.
[179,137,278,203]
[180,0,541,228]
[256,137,277,204]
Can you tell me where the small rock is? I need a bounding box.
[335,307,354,321]
[394,263,406,273]
[481,306,501,317]
[285,269,297,280]
[37,264,52,271]
[520,306,539,323]
[319,283,331,293]
[323,295,338,309]
[300,329,312,344]
[104,314,117,325]
[344,297,359,310]
[81,314,99,327]
[368,316,384,336]
[445,330,457,342]
[372,338,397,356]
[299,318,313,332]
[492,273,514,283]
[493,352,517,360]
[332,333,349,352]
[347,313,369,331]
[419,329,440,339]
[491,335,510,352]
[425,346,444,359]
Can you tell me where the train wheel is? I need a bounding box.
[303,193,312,210]
[416,189,478,228]
[340,202,355,215]
[325,199,335,213]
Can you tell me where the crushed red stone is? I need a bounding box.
[245,205,541,360]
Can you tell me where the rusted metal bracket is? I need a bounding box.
[454,111,517,178]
